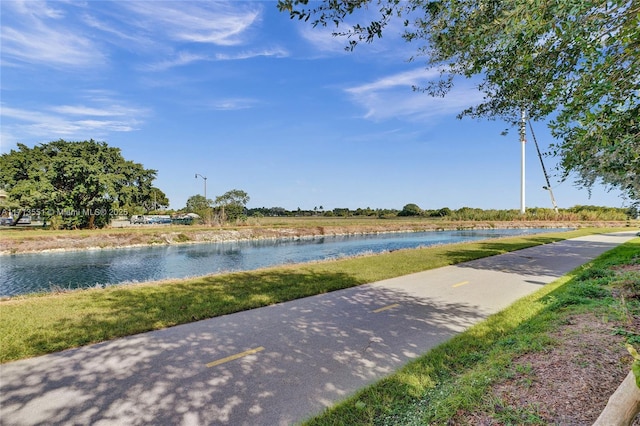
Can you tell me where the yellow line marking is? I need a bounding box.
[372,303,400,313]
[452,281,470,288]
[206,347,265,368]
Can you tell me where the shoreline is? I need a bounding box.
[0,225,596,300]
[0,220,634,256]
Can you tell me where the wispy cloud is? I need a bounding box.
[344,68,484,121]
[299,25,351,54]
[120,2,262,46]
[81,12,144,46]
[215,47,289,61]
[50,103,143,117]
[1,1,105,68]
[144,51,211,72]
[8,0,65,19]
[346,68,440,94]
[208,98,260,111]
[297,7,414,59]
[1,95,148,143]
[1,1,269,71]
[144,47,289,72]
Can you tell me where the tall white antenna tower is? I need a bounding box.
[520,109,526,215]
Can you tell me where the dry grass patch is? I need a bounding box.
[457,314,637,425]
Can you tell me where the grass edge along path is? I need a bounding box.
[0,228,629,363]
[300,237,640,425]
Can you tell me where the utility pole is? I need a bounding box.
[520,109,526,215]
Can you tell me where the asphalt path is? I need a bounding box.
[1,231,637,426]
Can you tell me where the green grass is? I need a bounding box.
[0,228,626,364]
[299,238,640,425]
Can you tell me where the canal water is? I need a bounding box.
[0,228,568,297]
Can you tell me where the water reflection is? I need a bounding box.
[0,228,567,297]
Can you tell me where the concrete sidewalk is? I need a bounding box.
[1,231,637,426]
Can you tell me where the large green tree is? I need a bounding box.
[279,0,639,204]
[215,189,250,223]
[0,139,158,228]
[185,194,212,213]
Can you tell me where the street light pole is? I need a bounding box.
[195,173,207,200]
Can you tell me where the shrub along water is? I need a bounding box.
[444,206,632,222]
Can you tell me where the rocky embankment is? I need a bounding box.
[0,221,631,255]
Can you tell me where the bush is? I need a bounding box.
[398,203,423,217]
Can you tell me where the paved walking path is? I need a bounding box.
[1,231,637,425]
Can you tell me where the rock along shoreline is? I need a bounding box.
[0,220,618,256]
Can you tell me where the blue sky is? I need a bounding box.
[0,1,628,211]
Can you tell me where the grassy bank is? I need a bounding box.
[0,228,628,363]
[301,238,640,425]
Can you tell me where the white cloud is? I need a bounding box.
[344,68,484,121]
[8,0,65,19]
[120,2,262,46]
[144,51,211,72]
[82,12,144,46]
[299,25,351,54]
[346,68,441,94]
[1,1,269,71]
[215,47,289,61]
[208,98,259,111]
[50,104,142,117]
[0,97,148,143]
[144,47,289,72]
[1,20,104,68]
[296,7,415,59]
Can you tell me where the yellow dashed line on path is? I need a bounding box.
[372,303,400,313]
[206,347,265,368]
[452,281,470,288]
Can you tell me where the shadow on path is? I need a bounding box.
[1,283,487,425]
